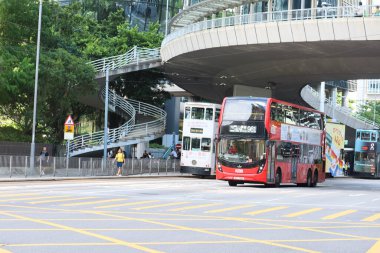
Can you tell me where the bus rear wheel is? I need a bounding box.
[228,181,238,187]
[312,170,318,187]
[306,170,312,187]
[275,169,282,187]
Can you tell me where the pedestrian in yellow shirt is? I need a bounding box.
[114,148,125,176]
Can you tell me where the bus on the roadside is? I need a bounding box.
[180,102,220,176]
[354,129,380,178]
[216,97,325,187]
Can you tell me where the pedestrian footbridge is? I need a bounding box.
[69,47,166,157]
[72,5,380,156]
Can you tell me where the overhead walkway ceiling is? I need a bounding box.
[171,0,251,29]
[162,17,380,103]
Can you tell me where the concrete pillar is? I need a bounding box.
[212,13,216,28]
[268,0,273,21]
[250,3,255,14]
[319,82,325,112]
[136,142,149,159]
[331,87,338,119]
[222,10,226,26]
[288,0,293,20]
[342,89,349,107]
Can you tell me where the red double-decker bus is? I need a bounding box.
[216,97,325,187]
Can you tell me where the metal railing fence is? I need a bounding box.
[88,46,161,73]
[69,87,166,156]
[163,5,378,46]
[0,155,181,179]
[302,85,380,128]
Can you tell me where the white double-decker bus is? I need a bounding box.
[180,102,221,176]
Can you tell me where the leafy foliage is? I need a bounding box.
[0,0,168,143]
[357,101,380,125]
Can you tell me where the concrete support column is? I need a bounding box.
[319,82,325,113]
[336,0,342,17]
[288,0,293,20]
[234,6,239,24]
[183,0,189,10]
[268,0,273,21]
[250,3,255,22]
[342,89,349,107]
[222,10,226,26]
[311,0,317,18]
[331,87,338,119]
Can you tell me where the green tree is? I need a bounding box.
[0,0,97,143]
[357,101,380,125]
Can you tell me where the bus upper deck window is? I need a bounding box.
[205,108,213,120]
[215,109,220,122]
[191,107,204,120]
[185,107,191,119]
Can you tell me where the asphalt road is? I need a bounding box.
[0,177,379,253]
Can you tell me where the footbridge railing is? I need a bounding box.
[89,46,161,73]
[301,85,380,130]
[164,5,376,46]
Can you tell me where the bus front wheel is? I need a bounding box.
[228,181,238,187]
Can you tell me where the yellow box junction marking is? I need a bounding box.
[1,193,39,198]
[0,211,163,253]
[245,206,289,216]
[322,210,357,220]
[29,197,97,205]
[61,199,126,207]
[88,211,320,253]
[132,202,190,210]
[169,203,221,211]
[94,200,160,209]
[284,208,323,218]
[367,240,380,253]
[205,205,255,214]
[0,195,72,203]
[362,213,380,222]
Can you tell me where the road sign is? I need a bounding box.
[64,115,74,140]
[64,115,74,125]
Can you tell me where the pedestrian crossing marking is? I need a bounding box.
[94,200,160,209]
[132,202,190,210]
[362,213,380,222]
[245,206,289,216]
[169,203,222,212]
[28,197,97,205]
[284,208,323,218]
[205,205,255,214]
[322,210,357,220]
[61,199,126,207]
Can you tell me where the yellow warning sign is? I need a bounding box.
[64,125,74,133]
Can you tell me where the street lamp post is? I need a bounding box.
[103,68,109,171]
[165,0,169,36]
[30,0,43,170]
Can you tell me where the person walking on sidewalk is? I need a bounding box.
[114,148,125,176]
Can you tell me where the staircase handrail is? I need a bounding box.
[89,47,161,73]
[69,88,166,155]
[304,85,380,128]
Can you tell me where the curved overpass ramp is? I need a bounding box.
[161,9,380,104]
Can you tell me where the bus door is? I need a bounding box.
[267,141,276,183]
[291,144,299,181]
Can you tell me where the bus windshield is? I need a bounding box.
[218,139,266,164]
[223,100,266,122]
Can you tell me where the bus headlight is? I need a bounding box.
[258,166,264,173]
[217,162,223,172]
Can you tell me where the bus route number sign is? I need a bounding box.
[229,125,256,133]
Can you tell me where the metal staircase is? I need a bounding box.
[301,85,379,130]
[69,47,166,157]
